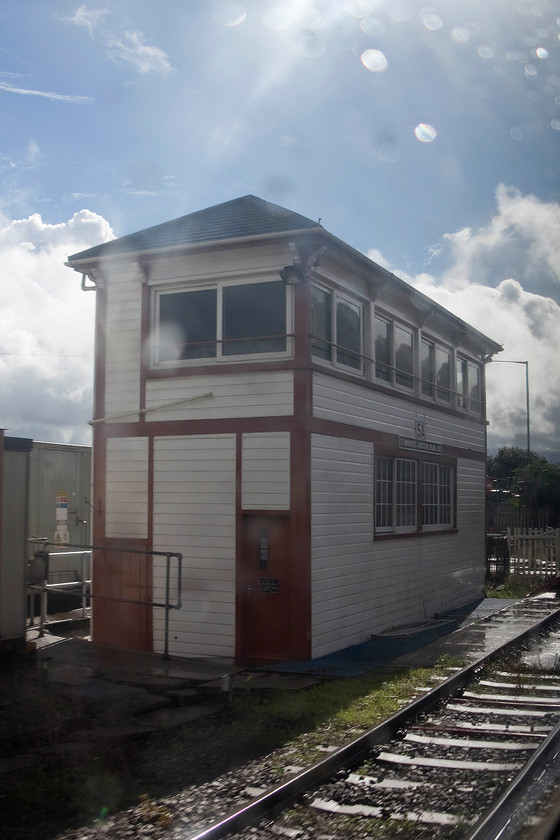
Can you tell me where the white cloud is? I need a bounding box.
[61,7,174,78]
[369,185,560,461]
[436,185,560,302]
[61,5,109,36]
[106,30,175,77]
[0,82,93,103]
[0,210,114,444]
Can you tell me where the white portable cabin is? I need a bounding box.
[0,435,91,649]
[66,195,502,662]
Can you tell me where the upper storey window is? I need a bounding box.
[311,284,363,372]
[374,316,414,389]
[154,279,288,365]
[421,339,451,404]
[457,356,481,415]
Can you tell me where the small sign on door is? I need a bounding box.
[260,578,278,593]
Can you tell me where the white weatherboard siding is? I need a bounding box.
[104,268,142,422]
[145,371,294,422]
[105,437,149,539]
[147,242,291,285]
[242,432,290,510]
[311,436,486,659]
[313,372,486,452]
[152,435,236,658]
[311,435,374,658]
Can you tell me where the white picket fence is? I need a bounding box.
[506,528,560,578]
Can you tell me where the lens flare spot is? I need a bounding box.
[377,142,401,163]
[423,14,443,31]
[346,0,376,16]
[388,4,410,22]
[361,16,386,37]
[361,48,388,72]
[261,6,292,31]
[525,63,538,78]
[297,33,327,57]
[414,123,437,142]
[294,5,324,30]
[213,1,246,27]
[451,27,470,44]
[477,44,494,59]
[536,47,549,59]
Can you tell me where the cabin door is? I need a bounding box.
[240,515,291,661]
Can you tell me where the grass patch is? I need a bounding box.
[2,657,462,837]
[138,658,461,786]
[485,574,545,599]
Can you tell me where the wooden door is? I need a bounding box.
[240,515,291,661]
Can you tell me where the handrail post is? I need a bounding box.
[164,553,171,660]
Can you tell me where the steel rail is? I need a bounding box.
[186,602,560,840]
[463,716,560,840]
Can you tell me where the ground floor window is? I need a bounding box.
[375,455,455,535]
[422,462,453,529]
[375,456,417,533]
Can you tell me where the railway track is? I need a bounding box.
[186,598,560,840]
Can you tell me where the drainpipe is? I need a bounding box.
[80,272,97,292]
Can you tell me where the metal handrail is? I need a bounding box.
[27,539,182,658]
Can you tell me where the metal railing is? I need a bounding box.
[28,546,91,634]
[27,539,182,658]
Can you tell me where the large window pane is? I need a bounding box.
[421,340,435,396]
[159,288,217,360]
[375,317,391,381]
[311,286,332,361]
[468,362,481,414]
[456,358,467,408]
[436,347,451,401]
[222,281,286,355]
[336,299,362,370]
[395,325,413,388]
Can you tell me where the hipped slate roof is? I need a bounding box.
[68,195,322,262]
[66,193,502,355]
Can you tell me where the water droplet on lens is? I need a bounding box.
[414,123,437,142]
[510,126,524,140]
[298,34,327,58]
[478,45,495,59]
[536,47,549,59]
[361,49,388,72]
[377,143,401,163]
[451,27,470,44]
[346,0,376,16]
[361,16,386,37]
[525,63,538,78]
[213,1,246,27]
[423,14,443,31]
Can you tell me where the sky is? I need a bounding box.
[0,0,559,460]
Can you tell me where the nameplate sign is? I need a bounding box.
[399,437,442,455]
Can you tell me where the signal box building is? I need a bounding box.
[66,196,502,663]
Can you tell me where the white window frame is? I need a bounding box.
[152,276,293,368]
[422,462,454,530]
[374,314,415,392]
[420,336,452,405]
[456,356,482,416]
[311,282,364,374]
[375,456,417,534]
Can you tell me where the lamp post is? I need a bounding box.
[488,359,530,461]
